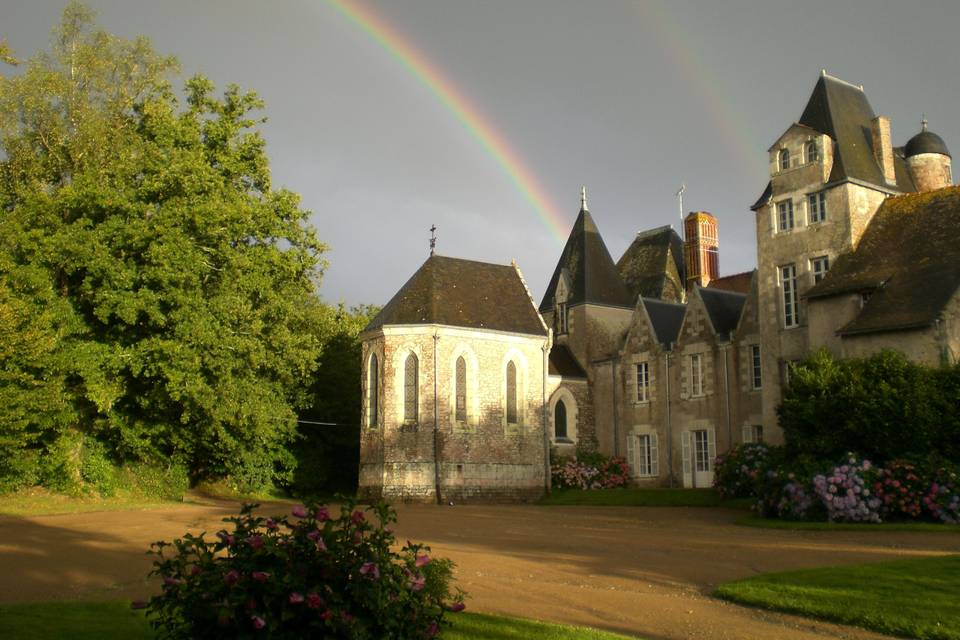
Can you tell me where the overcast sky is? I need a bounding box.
[4,1,959,307]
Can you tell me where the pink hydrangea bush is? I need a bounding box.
[923,467,960,524]
[551,453,630,490]
[871,460,925,520]
[141,500,465,639]
[713,443,770,499]
[813,457,883,523]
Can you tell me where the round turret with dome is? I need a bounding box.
[905,117,953,191]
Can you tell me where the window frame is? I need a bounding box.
[779,148,791,172]
[403,353,419,424]
[505,360,519,425]
[554,398,568,440]
[690,353,704,397]
[777,200,794,232]
[805,140,819,164]
[455,355,467,424]
[693,430,711,472]
[808,191,827,224]
[367,353,379,428]
[811,255,830,284]
[636,361,650,403]
[780,264,799,328]
[750,345,762,390]
[556,301,568,335]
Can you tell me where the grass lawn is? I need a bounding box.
[0,487,177,517]
[736,515,960,533]
[715,555,960,640]
[0,601,637,639]
[541,487,751,508]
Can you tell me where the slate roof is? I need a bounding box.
[707,270,754,294]
[366,255,547,336]
[905,128,951,158]
[642,298,686,346]
[805,186,960,335]
[548,344,587,379]
[616,226,686,303]
[698,287,747,338]
[539,207,634,312]
[752,74,918,210]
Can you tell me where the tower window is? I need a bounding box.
[805,141,819,163]
[455,355,467,423]
[811,256,830,283]
[556,301,568,335]
[404,353,418,423]
[777,200,794,231]
[779,148,791,171]
[554,399,567,440]
[367,354,379,427]
[808,191,827,223]
[781,264,799,328]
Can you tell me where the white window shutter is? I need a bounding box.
[681,431,691,475]
[742,424,753,444]
[707,429,716,470]
[650,433,659,477]
[626,434,637,477]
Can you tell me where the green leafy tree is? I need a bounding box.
[0,3,326,491]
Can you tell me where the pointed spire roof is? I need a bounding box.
[796,73,915,190]
[539,199,634,312]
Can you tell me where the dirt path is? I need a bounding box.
[1,500,957,639]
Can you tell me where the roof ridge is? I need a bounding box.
[821,71,865,92]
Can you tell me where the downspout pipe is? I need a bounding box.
[664,347,674,488]
[433,331,441,505]
[542,337,552,494]
[723,340,733,453]
[611,355,620,457]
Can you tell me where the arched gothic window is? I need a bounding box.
[555,399,567,439]
[367,354,378,427]
[779,148,791,171]
[404,353,418,423]
[455,355,467,423]
[805,141,819,163]
[506,361,518,424]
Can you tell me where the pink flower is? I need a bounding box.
[315,507,330,522]
[409,574,426,591]
[448,602,466,613]
[352,531,363,545]
[288,592,304,604]
[246,535,264,549]
[351,510,365,525]
[216,531,235,546]
[427,621,440,637]
[224,570,241,585]
[292,505,308,518]
[130,600,147,610]
[162,576,182,587]
[306,592,323,609]
[415,555,431,567]
[251,615,266,630]
[307,529,326,549]
[190,565,202,576]
[251,571,270,582]
[341,611,355,624]
[359,562,380,579]
[319,609,333,621]
[265,518,278,530]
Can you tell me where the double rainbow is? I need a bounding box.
[328,0,570,244]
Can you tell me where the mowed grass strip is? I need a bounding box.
[736,515,960,533]
[0,602,638,640]
[540,488,751,508]
[715,555,960,640]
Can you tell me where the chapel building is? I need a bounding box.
[358,72,960,501]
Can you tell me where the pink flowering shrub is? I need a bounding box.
[551,452,630,490]
[713,443,770,499]
[870,460,925,520]
[141,499,465,639]
[813,457,883,523]
[923,467,960,524]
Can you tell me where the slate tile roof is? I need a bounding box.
[616,226,686,303]
[539,208,635,312]
[805,186,960,335]
[548,344,587,379]
[642,298,687,346]
[365,255,548,336]
[698,286,747,338]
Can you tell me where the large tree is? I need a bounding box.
[0,4,326,490]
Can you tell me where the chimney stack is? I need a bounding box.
[683,211,719,290]
[870,116,896,185]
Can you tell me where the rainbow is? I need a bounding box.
[327,0,569,244]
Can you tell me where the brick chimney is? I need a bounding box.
[870,115,896,185]
[683,211,719,290]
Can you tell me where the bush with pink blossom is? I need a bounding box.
[713,443,771,499]
[870,460,925,520]
[813,457,883,523]
[140,499,465,639]
[551,450,630,490]
[923,467,960,524]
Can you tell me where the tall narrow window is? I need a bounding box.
[694,430,711,472]
[455,355,467,423]
[554,399,567,439]
[506,361,518,424]
[779,148,791,171]
[636,434,658,477]
[808,191,827,223]
[805,141,819,163]
[367,354,379,427]
[781,264,799,327]
[404,353,418,423]
[811,256,829,283]
[636,362,650,402]
[556,302,568,335]
[750,345,762,390]
[690,354,703,397]
[777,200,794,231]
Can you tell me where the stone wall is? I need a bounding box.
[359,325,549,503]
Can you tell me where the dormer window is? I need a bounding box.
[805,141,819,163]
[779,148,791,171]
